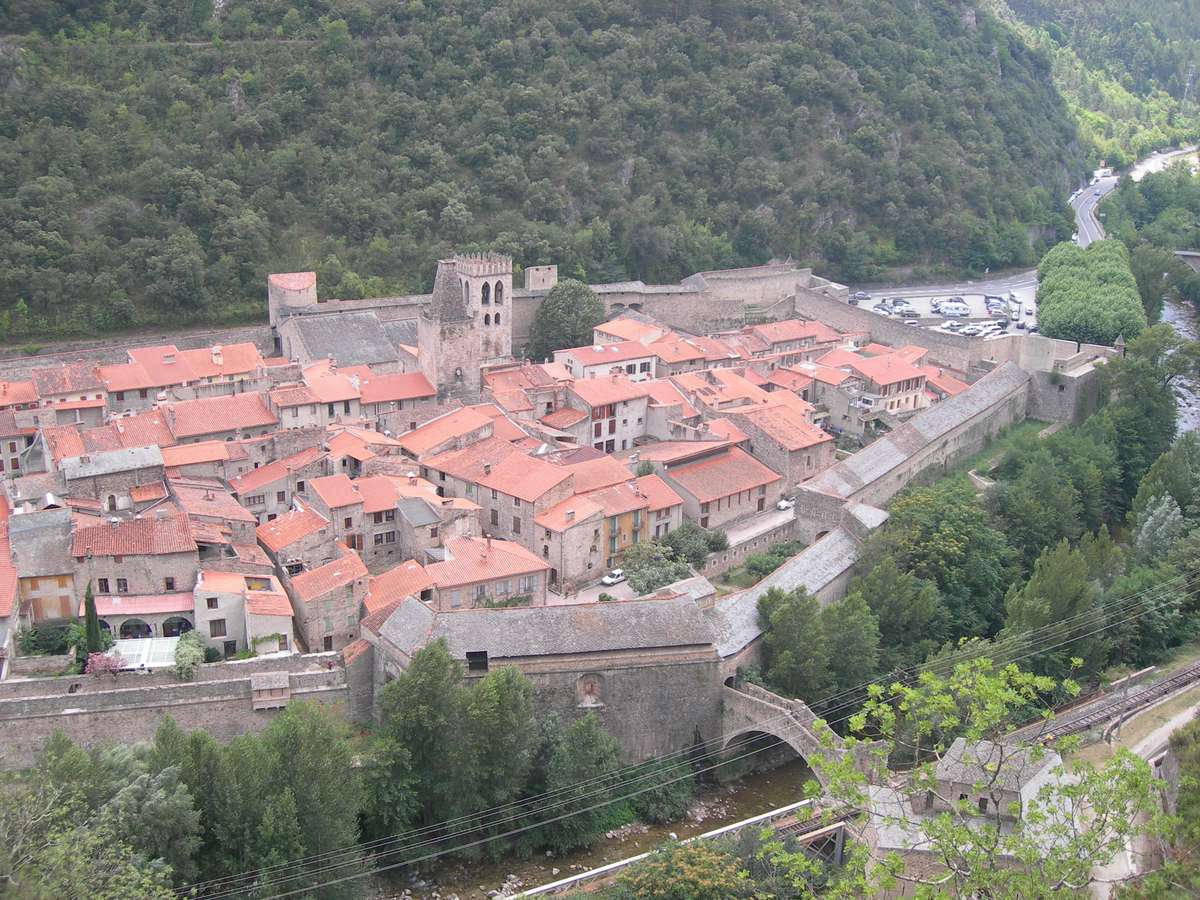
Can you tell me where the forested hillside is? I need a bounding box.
[991,0,1200,167]
[0,0,1079,337]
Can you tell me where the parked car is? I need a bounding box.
[847,297,858,306]
[904,319,920,327]
[941,305,969,317]
[872,305,892,316]
[961,325,982,336]
[1015,320,1027,329]
[1093,190,1102,197]
[601,569,626,586]
[944,321,964,331]
[852,291,871,301]
[1027,324,1039,333]
[776,498,795,511]
[1025,307,1034,316]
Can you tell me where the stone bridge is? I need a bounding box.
[722,681,850,788]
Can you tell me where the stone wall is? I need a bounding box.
[0,654,348,770]
[700,518,797,579]
[470,650,723,762]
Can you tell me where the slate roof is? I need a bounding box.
[61,446,164,480]
[705,526,859,658]
[383,318,419,350]
[289,310,399,367]
[7,507,74,576]
[803,362,1031,500]
[936,737,1057,792]
[379,596,714,660]
[397,497,439,527]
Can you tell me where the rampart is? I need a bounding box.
[0,653,349,770]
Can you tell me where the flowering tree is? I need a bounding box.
[84,652,123,677]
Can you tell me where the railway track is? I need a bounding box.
[1033,661,1200,742]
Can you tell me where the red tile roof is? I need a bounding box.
[593,319,668,344]
[534,495,604,531]
[31,362,102,397]
[648,337,707,365]
[469,404,528,442]
[643,380,700,419]
[269,385,317,407]
[540,407,588,429]
[170,480,257,523]
[245,591,293,617]
[422,438,525,482]
[358,371,436,404]
[98,361,156,393]
[342,636,372,664]
[569,376,650,408]
[165,392,279,439]
[665,447,781,503]
[113,410,177,449]
[397,407,493,458]
[366,559,434,615]
[269,272,316,292]
[130,481,168,503]
[0,380,37,407]
[477,454,572,503]
[729,404,832,451]
[256,503,329,552]
[705,417,749,444]
[310,473,364,510]
[919,365,970,397]
[127,345,198,386]
[85,593,194,617]
[178,343,264,379]
[72,513,197,558]
[290,544,367,602]
[229,446,325,495]
[303,370,360,404]
[560,341,656,366]
[160,441,231,468]
[636,474,684,511]
[562,455,632,493]
[424,536,549,589]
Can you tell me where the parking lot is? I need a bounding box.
[851,286,1039,338]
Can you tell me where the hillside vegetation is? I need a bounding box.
[0,0,1080,338]
[992,0,1200,167]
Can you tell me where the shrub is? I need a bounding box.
[598,592,615,602]
[203,647,223,663]
[174,632,207,680]
[85,651,124,676]
[17,622,73,656]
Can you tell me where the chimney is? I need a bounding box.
[80,455,90,464]
[211,346,223,366]
[486,535,492,552]
[483,463,492,475]
[565,509,575,522]
[108,517,120,527]
[163,353,176,365]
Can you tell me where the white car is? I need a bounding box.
[960,325,982,336]
[776,498,795,511]
[600,569,625,586]
[941,305,970,317]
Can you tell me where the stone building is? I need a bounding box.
[284,542,368,652]
[228,446,328,523]
[657,444,782,530]
[193,570,294,658]
[421,535,551,611]
[7,507,77,623]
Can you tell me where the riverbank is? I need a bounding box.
[375,758,814,899]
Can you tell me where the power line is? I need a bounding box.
[184,571,1197,898]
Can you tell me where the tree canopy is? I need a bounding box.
[1035,239,1148,345]
[526,278,606,360]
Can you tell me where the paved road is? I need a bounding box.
[1070,176,1120,248]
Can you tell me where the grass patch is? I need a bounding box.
[952,419,1050,477]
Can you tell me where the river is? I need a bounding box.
[376,757,814,898]
[1161,296,1200,435]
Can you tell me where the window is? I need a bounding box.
[639,361,651,373]
[343,400,351,414]
[139,389,148,399]
[206,597,219,610]
[593,422,602,438]
[430,525,439,538]
[490,509,499,526]
[608,419,616,434]
[385,509,395,521]
[97,577,110,593]
[374,532,385,546]
[450,591,461,609]
[466,651,489,673]
[115,391,124,401]
[278,635,289,651]
[385,531,396,544]
[290,406,299,418]
[977,797,989,814]
[373,511,384,525]
[116,578,128,593]
[164,577,175,591]
[296,480,305,493]
[344,517,352,529]
[491,488,499,500]
[323,636,334,651]
[224,640,238,658]
[277,490,286,502]
[700,517,709,528]
[10,458,17,470]
[209,619,227,638]
[327,403,336,417]
[512,517,521,534]
[246,494,265,506]
[512,496,521,508]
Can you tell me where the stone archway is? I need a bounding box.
[162,616,193,638]
[119,618,153,639]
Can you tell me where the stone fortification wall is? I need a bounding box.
[793,363,1032,542]
[484,652,722,762]
[793,292,974,369]
[0,654,348,770]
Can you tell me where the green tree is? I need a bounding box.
[661,522,714,568]
[1133,493,1187,561]
[377,639,466,824]
[987,450,1084,569]
[103,766,202,883]
[848,556,946,673]
[813,658,1162,898]
[865,477,1017,639]
[526,279,605,361]
[84,581,102,653]
[1002,539,1104,681]
[621,541,690,595]
[616,841,753,899]
[757,587,831,702]
[533,713,623,854]
[461,666,538,816]
[1036,239,1147,345]
[635,460,655,477]
[818,591,880,714]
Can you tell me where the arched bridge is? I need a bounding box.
[723,682,872,788]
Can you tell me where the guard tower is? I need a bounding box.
[418,258,482,402]
[456,252,513,363]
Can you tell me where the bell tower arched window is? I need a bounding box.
[484,314,491,325]
[495,281,504,305]
[481,282,491,305]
